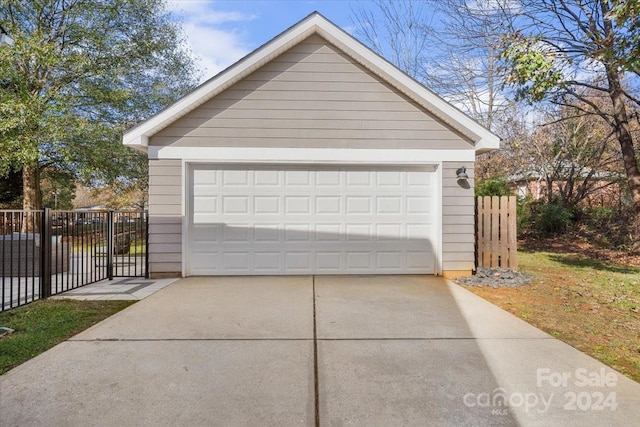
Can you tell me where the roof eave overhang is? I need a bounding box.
[474,137,501,155]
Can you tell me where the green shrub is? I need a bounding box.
[585,206,616,225]
[475,178,512,197]
[579,206,631,248]
[519,199,575,236]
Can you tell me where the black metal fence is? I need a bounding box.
[1,209,148,312]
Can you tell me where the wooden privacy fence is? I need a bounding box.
[476,196,517,270]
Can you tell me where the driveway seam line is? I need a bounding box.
[313,275,320,427]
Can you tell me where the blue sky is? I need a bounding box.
[167,0,372,81]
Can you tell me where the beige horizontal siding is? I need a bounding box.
[149,165,181,177]
[166,117,446,130]
[442,162,475,272]
[149,194,182,206]
[440,233,475,243]
[150,243,182,253]
[151,136,461,150]
[442,224,475,235]
[442,261,475,271]
[148,159,182,277]
[148,233,181,244]
[148,253,182,263]
[441,214,475,225]
[149,184,181,195]
[150,262,182,274]
[156,127,462,141]
[150,34,471,150]
[180,109,432,121]
[444,243,476,253]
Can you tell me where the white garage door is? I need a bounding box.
[188,164,437,275]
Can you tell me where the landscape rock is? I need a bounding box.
[456,267,533,288]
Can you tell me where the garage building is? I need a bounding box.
[123,12,500,278]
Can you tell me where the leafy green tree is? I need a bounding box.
[0,0,198,217]
[41,169,75,210]
[499,0,640,252]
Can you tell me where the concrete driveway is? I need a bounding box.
[1,276,639,426]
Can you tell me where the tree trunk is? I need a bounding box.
[606,69,640,253]
[21,162,42,233]
[600,0,640,253]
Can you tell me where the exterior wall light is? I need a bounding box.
[0,25,14,47]
[456,166,469,180]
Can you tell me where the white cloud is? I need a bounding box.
[168,1,255,81]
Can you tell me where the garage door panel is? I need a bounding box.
[285,170,310,185]
[285,196,311,214]
[255,169,280,186]
[345,224,372,241]
[407,197,432,214]
[188,165,436,275]
[377,196,402,214]
[377,252,402,269]
[346,196,371,214]
[375,223,403,241]
[407,251,433,269]
[285,224,311,242]
[346,252,371,269]
[406,223,432,240]
[223,225,251,243]
[376,170,402,186]
[193,196,217,214]
[316,224,341,242]
[285,251,311,270]
[193,169,217,184]
[223,252,251,270]
[346,170,372,186]
[316,196,341,214]
[191,225,221,243]
[254,196,280,214]
[407,171,432,187]
[222,170,250,186]
[316,252,342,270]
[255,224,281,242]
[316,170,341,186]
[255,252,281,271]
[222,196,250,215]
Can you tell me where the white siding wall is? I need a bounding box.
[148,159,182,277]
[149,35,471,150]
[441,161,475,273]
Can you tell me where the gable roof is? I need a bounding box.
[123,12,500,154]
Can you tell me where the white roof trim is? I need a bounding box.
[123,12,500,154]
[149,146,476,163]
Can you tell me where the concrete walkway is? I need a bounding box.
[51,276,178,301]
[1,276,639,426]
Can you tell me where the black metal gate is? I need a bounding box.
[1,209,148,312]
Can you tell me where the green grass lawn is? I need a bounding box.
[466,250,640,382]
[0,299,135,374]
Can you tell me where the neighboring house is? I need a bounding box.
[510,168,623,208]
[123,12,500,279]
